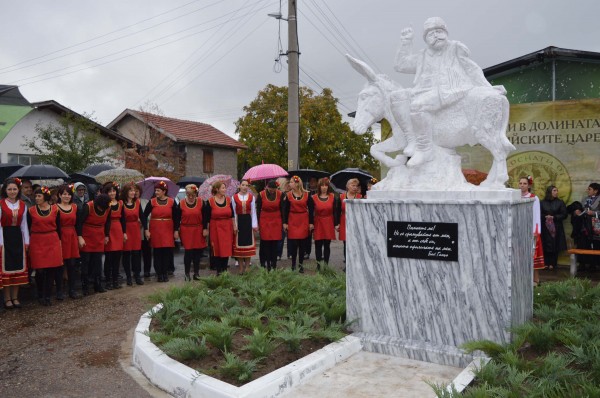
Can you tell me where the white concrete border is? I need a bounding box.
[445,357,489,394]
[133,304,363,398]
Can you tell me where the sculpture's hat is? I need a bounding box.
[423,17,447,38]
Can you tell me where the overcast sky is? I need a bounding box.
[2,0,599,138]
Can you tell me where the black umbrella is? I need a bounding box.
[287,169,330,183]
[10,164,69,180]
[83,164,115,176]
[330,168,373,192]
[177,176,206,187]
[0,163,25,182]
[69,171,98,185]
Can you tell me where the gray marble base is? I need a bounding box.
[346,198,533,366]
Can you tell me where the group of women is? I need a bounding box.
[519,177,600,283]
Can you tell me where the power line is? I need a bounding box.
[309,0,381,72]
[150,0,274,104]
[138,0,272,106]
[12,8,267,86]
[159,16,270,105]
[0,0,226,74]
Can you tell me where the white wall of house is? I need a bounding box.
[0,108,124,166]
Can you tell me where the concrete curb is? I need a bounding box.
[133,304,363,398]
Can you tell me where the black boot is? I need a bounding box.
[193,274,201,281]
[299,264,304,274]
[163,274,169,283]
[291,259,296,271]
[113,279,122,289]
[67,262,81,299]
[81,277,89,296]
[134,274,144,285]
[94,278,106,293]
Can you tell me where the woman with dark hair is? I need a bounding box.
[178,184,207,281]
[337,178,363,267]
[283,175,314,273]
[28,186,63,306]
[0,178,30,309]
[205,181,236,275]
[77,193,111,295]
[57,184,81,299]
[102,182,126,290]
[540,185,568,271]
[121,183,144,286]
[571,182,600,270]
[232,179,258,274]
[518,176,544,286]
[143,181,179,283]
[257,180,283,271]
[311,178,339,269]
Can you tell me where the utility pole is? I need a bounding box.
[287,0,299,171]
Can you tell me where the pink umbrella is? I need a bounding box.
[198,174,240,200]
[137,176,179,199]
[242,163,288,181]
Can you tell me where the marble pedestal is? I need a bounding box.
[346,194,534,367]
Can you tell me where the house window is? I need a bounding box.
[203,149,214,173]
[7,153,41,165]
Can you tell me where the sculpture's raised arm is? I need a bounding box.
[394,27,418,74]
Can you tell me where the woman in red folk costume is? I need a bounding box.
[0,178,30,309]
[102,182,127,290]
[28,186,63,306]
[257,180,283,271]
[143,181,179,283]
[205,181,236,275]
[178,184,207,281]
[519,176,544,286]
[311,178,339,270]
[232,179,258,274]
[283,176,314,273]
[56,184,81,299]
[121,183,144,286]
[337,178,363,267]
[77,194,111,295]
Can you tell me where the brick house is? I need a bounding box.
[107,109,246,178]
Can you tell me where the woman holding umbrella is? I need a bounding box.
[0,178,30,309]
[143,181,179,283]
[102,182,126,290]
[312,178,339,269]
[28,186,63,306]
[283,176,314,273]
[232,179,258,274]
[178,184,207,281]
[121,183,144,286]
[204,181,236,275]
[257,180,283,271]
[56,184,81,299]
[337,178,363,265]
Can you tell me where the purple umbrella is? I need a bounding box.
[198,174,240,200]
[137,176,179,199]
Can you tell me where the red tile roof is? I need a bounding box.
[133,110,246,149]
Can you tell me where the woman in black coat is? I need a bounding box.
[540,185,568,270]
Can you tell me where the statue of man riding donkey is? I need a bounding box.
[348,17,515,191]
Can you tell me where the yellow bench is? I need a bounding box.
[567,249,600,276]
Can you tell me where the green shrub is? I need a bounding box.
[243,329,279,359]
[219,352,259,383]
[161,337,209,361]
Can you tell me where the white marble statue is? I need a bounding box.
[348,17,515,191]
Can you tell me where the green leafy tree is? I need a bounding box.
[236,84,378,176]
[23,113,112,174]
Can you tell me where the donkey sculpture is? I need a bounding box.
[346,54,515,188]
